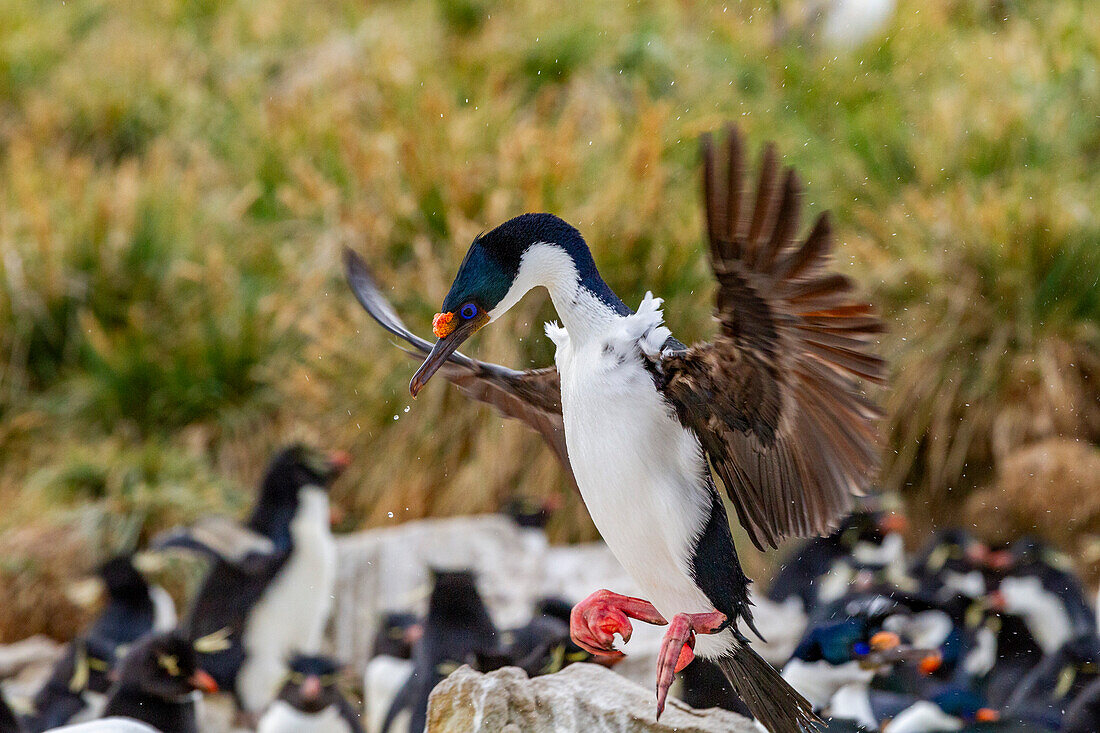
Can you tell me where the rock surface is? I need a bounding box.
[426,663,759,733]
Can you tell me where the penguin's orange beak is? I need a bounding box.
[878,513,908,534]
[301,675,322,702]
[327,450,351,474]
[188,669,219,694]
[918,652,943,675]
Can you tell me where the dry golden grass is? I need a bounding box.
[0,0,1097,638]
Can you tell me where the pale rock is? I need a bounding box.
[426,663,759,732]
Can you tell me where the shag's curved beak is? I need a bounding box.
[410,311,489,397]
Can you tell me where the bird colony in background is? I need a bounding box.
[0,124,1095,733]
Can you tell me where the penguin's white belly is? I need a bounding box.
[557,340,716,640]
[68,691,105,724]
[239,488,337,712]
[364,656,412,733]
[781,658,873,711]
[258,701,353,733]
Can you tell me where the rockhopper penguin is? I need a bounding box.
[257,654,363,733]
[98,631,219,733]
[153,444,348,714]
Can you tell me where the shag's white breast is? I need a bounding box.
[239,487,337,712]
[551,297,723,653]
[257,700,354,733]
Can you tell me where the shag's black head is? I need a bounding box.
[276,654,345,714]
[113,632,218,701]
[442,214,592,315]
[258,443,350,505]
[98,554,150,601]
[411,213,625,397]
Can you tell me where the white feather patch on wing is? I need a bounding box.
[544,321,569,349]
[609,292,670,357]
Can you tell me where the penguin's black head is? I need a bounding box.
[114,632,218,700]
[372,611,422,660]
[279,654,343,714]
[834,510,908,549]
[97,554,150,600]
[501,495,561,530]
[427,568,488,621]
[260,443,351,504]
[411,213,595,396]
[916,528,987,577]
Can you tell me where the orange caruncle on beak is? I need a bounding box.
[433,312,456,338]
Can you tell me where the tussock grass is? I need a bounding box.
[0,0,1097,637]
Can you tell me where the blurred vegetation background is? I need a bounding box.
[0,0,1097,641]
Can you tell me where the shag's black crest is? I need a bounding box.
[442,213,629,316]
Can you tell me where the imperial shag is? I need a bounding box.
[346,126,885,733]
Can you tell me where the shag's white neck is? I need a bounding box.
[488,242,623,345]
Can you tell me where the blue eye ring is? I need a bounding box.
[460,303,478,319]
[853,642,871,657]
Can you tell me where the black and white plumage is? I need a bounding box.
[153,445,347,713]
[993,538,1096,655]
[24,637,116,731]
[26,555,176,732]
[0,690,21,733]
[99,631,219,733]
[347,126,884,732]
[257,655,363,733]
[380,570,499,733]
[1003,633,1100,730]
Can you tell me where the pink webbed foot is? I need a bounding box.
[570,589,668,661]
[654,611,727,719]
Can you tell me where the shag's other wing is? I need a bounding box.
[344,249,575,486]
[657,125,885,551]
[150,517,279,574]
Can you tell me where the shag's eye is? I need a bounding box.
[852,642,871,657]
[460,303,478,320]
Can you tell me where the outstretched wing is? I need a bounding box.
[344,250,576,488]
[150,516,281,574]
[657,125,885,551]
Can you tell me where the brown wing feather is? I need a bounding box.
[658,127,885,551]
[343,249,577,490]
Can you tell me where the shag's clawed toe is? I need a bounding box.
[569,589,667,658]
[654,611,727,719]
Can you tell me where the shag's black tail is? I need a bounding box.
[716,644,822,733]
